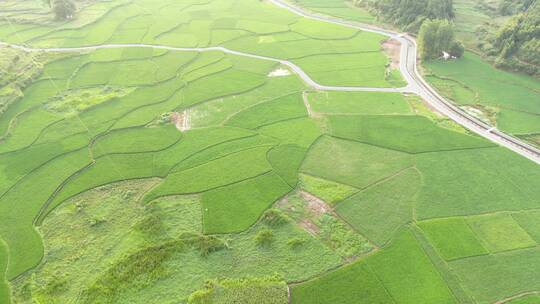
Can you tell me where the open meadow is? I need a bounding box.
[0,0,539,303]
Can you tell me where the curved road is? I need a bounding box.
[270,0,540,165]
[0,42,407,93]
[1,0,539,164]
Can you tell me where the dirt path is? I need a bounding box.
[302,91,315,117]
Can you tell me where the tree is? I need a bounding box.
[449,41,465,58]
[492,0,540,75]
[358,0,454,32]
[52,0,76,21]
[418,19,462,59]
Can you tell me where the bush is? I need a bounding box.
[193,235,229,257]
[255,229,274,247]
[449,41,465,58]
[261,209,289,227]
[287,237,305,249]
[52,0,76,20]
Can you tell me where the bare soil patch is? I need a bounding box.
[170,110,190,132]
[382,39,401,69]
[299,219,319,236]
[300,191,331,217]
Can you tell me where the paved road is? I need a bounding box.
[0,42,408,93]
[1,1,539,164]
[269,0,540,165]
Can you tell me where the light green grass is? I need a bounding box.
[290,18,358,39]
[146,146,274,202]
[418,218,488,260]
[173,135,278,173]
[306,91,412,115]
[266,145,306,187]
[202,172,292,234]
[291,259,392,304]
[93,125,181,157]
[188,276,288,304]
[292,228,456,304]
[292,52,389,87]
[426,52,540,135]
[416,147,540,219]
[0,149,91,279]
[512,211,540,243]
[336,168,420,246]
[257,118,322,148]
[0,241,9,304]
[508,295,540,304]
[301,136,415,189]
[366,228,456,304]
[12,179,340,303]
[189,77,305,128]
[467,214,537,253]
[328,114,493,153]
[449,247,540,304]
[225,93,307,129]
[291,0,375,23]
[298,174,359,206]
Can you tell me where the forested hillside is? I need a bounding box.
[355,0,454,31]
[491,0,540,76]
[355,0,539,77]
[498,0,535,15]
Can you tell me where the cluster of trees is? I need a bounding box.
[44,0,76,20]
[498,0,535,15]
[492,0,540,76]
[418,20,464,60]
[355,0,454,32]
[353,0,464,60]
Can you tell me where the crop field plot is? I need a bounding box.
[11,180,342,303]
[292,228,456,304]
[466,213,537,253]
[418,218,488,261]
[336,168,421,246]
[416,147,540,219]
[306,91,413,115]
[1,0,540,303]
[426,52,540,145]
[290,0,375,23]
[449,247,540,304]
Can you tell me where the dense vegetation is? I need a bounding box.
[491,0,540,76]
[357,0,454,31]
[418,19,464,59]
[498,0,535,15]
[0,0,539,304]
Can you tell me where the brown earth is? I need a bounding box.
[382,39,401,69]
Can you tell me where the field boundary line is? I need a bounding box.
[268,0,540,164]
[494,291,540,304]
[0,42,412,93]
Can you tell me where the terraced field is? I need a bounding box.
[0,0,539,304]
[425,52,540,147]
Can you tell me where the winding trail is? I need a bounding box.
[1,0,539,164]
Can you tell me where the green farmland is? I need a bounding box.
[425,52,540,146]
[0,0,539,303]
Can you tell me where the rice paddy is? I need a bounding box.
[0,0,539,303]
